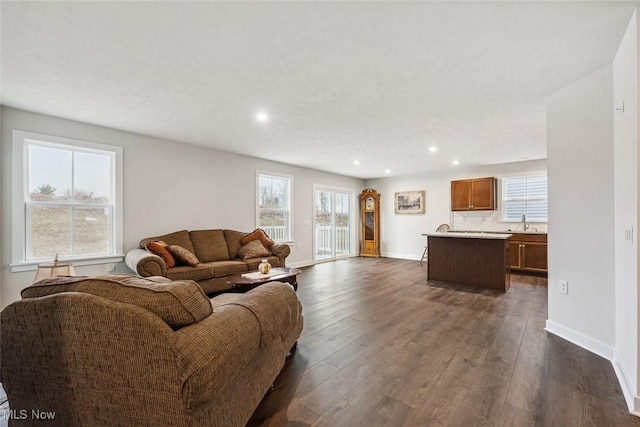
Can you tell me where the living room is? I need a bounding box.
[2,1,640,425]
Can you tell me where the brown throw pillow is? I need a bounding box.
[145,240,176,268]
[237,240,272,260]
[168,245,200,267]
[241,228,275,248]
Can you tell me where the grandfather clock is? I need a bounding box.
[360,189,381,257]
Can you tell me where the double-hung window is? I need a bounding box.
[502,174,548,222]
[12,130,123,269]
[256,172,292,242]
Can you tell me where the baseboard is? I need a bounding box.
[544,321,640,416]
[288,253,419,268]
[287,257,354,269]
[544,320,614,360]
[380,252,420,261]
[291,253,421,263]
[286,260,316,268]
[612,349,640,415]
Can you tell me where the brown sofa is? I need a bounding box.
[125,229,291,294]
[1,274,303,427]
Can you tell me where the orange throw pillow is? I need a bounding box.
[241,228,275,248]
[145,240,176,268]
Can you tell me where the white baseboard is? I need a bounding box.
[286,259,330,268]
[380,252,420,261]
[287,256,355,269]
[545,320,614,360]
[612,349,640,415]
[286,260,316,268]
[545,320,640,417]
[288,254,419,268]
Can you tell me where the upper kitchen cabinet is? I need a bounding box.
[451,177,496,211]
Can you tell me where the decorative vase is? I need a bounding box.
[258,259,272,274]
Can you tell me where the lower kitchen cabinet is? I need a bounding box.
[509,233,547,274]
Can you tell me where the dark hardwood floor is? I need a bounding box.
[248,257,640,427]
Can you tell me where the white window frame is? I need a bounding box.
[501,173,548,223]
[11,130,124,272]
[256,170,293,243]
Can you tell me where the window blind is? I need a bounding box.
[503,175,548,222]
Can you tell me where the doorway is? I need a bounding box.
[313,187,354,261]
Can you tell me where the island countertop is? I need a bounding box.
[423,231,512,240]
[454,229,547,236]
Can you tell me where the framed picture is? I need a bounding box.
[394,191,425,214]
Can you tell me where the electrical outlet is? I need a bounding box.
[559,280,568,294]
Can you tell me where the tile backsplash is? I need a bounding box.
[451,210,548,233]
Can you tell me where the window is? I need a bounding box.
[257,172,292,242]
[502,174,548,222]
[12,131,123,269]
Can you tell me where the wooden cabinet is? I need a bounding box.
[428,234,510,292]
[509,233,547,274]
[451,177,496,211]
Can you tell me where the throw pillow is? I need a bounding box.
[145,240,176,268]
[168,245,200,267]
[241,228,275,248]
[237,239,272,260]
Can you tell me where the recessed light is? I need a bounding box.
[255,111,269,123]
[353,160,360,165]
[385,169,391,174]
[452,160,460,166]
[429,146,438,153]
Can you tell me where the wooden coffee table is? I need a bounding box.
[225,267,301,292]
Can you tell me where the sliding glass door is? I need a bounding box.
[314,187,353,261]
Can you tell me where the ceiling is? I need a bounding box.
[1,1,637,179]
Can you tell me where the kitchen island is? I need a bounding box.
[426,232,512,292]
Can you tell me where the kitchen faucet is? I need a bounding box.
[522,214,528,231]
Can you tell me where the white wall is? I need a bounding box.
[366,159,547,260]
[546,65,616,358]
[613,9,640,413]
[0,107,365,308]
